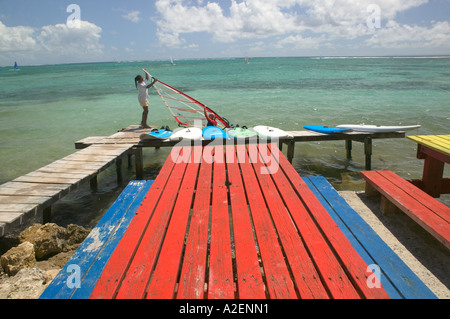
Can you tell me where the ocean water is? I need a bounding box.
[0,57,449,227]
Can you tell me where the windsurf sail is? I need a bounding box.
[14,61,18,70]
[152,78,230,129]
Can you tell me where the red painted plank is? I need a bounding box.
[274,145,390,299]
[253,144,330,299]
[176,146,213,299]
[226,144,266,299]
[382,170,450,223]
[90,146,184,299]
[146,146,202,299]
[239,144,298,299]
[361,170,450,249]
[208,145,234,299]
[114,147,192,299]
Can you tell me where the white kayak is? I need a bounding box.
[169,127,203,141]
[253,125,293,138]
[336,124,421,133]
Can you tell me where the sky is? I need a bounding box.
[1,0,450,66]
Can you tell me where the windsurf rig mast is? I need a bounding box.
[145,70,230,129]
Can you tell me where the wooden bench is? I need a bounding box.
[40,180,154,299]
[304,176,436,299]
[360,170,450,250]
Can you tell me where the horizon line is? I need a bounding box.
[3,54,450,68]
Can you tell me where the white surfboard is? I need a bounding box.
[169,127,203,141]
[336,124,421,133]
[253,125,293,139]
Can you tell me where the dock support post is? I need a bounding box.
[127,154,132,168]
[364,137,372,170]
[345,140,352,160]
[134,147,144,180]
[90,176,98,191]
[116,157,123,183]
[43,206,52,224]
[287,140,295,163]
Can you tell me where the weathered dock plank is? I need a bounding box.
[39,161,105,172]
[0,142,136,237]
[0,212,26,225]
[0,195,52,205]
[13,175,88,185]
[0,182,71,196]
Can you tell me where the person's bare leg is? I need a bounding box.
[141,106,150,128]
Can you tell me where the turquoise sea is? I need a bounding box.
[0,57,449,227]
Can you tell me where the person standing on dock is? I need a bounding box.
[135,69,157,128]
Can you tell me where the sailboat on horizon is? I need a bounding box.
[13,61,20,71]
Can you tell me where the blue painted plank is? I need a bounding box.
[40,180,153,299]
[71,180,153,299]
[305,176,437,299]
[303,177,401,299]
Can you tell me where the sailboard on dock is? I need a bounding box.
[150,74,230,129]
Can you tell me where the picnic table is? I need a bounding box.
[86,143,389,299]
[41,142,437,299]
[407,135,450,197]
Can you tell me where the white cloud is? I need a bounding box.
[276,34,326,50]
[154,0,448,54]
[0,20,104,65]
[37,21,103,54]
[366,20,450,49]
[0,21,37,51]
[123,10,142,23]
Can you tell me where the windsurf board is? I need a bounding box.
[169,127,202,141]
[140,128,173,140]
[202,126,229,140]
[336,124,421,133]
[227,127,258,139]
[253,126,293,139]
[304,125,351,134]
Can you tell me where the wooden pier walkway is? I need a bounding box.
[0,144,134,236]
[40,144,436,299]
[0,125,405,237]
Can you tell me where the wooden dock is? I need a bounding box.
[0,144,134,237]
[0,125,405,237]
[77,125,406,175]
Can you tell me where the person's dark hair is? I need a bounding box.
[135,75,142,88]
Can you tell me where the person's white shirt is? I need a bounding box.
[137,80,149,102]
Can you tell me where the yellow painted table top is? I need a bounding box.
[407,135,450,157]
